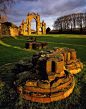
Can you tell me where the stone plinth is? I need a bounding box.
[25,40,48,50]
[14,47,83,103]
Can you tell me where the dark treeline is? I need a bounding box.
[53,13,86,34]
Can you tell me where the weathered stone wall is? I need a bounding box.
[0,23,10,37]
[0,23,1,36]
[9,27,19,36]
[0,23,19,37]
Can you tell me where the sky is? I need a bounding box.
[7,0,86,30]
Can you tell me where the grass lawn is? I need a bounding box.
[0,34,86,109]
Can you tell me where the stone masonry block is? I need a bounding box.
[46,61,52,73]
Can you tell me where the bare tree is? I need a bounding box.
[0,15,8,23]
[0,0,15,14]
[54,12,86,33]
[0,0,15,23]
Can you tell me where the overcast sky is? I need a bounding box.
[7,0,86,30]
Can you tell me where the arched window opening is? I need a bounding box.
[31,18,36,34]
[25,27,28,32]
[39,27,42,34]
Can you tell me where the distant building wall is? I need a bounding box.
[82,27,86,34]
[0,23,1,30]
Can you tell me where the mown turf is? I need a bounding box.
[0,34,86,109]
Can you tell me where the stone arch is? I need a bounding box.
[20,12,46,35]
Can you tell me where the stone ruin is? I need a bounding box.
[14,47,83,103]
[25,37,48,50]
[27,37,37,41]
[0,22,19,37]
[20,12,46,35]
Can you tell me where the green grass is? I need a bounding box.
[0,34,86,65]
[0,34,86,109]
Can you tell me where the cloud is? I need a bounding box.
[41,0,86,16]
[54,0,86,13]
[21,0,38,1]
[7,0,86,29]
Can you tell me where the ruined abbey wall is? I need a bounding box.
[9,27,19,36]
[0,23,19,37]
[0,23,10,37]
[20,12,46,35]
